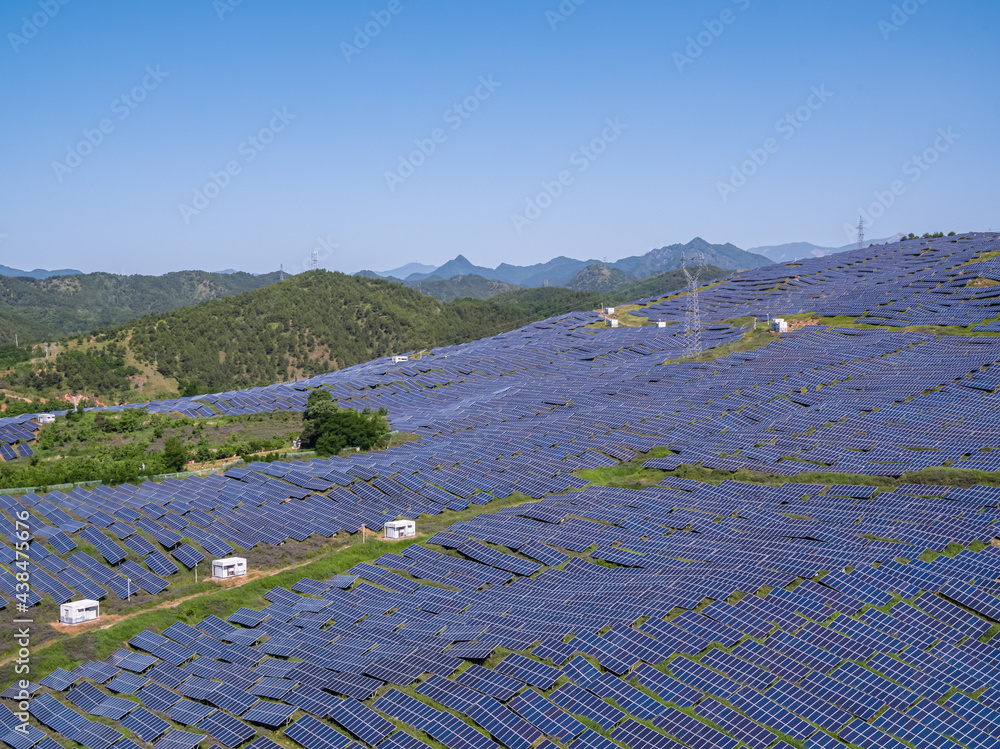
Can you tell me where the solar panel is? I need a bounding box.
[145,552,180,576]
[455,664,524,701]
[171,544,205,569]
[105,673,148,694]
[326,699,394,745]
[284,715,353,749]
[90,696,138,720]
[39,669,77,691]
[121,708,170,741]
[195,711,256,747]
[248,678,297,700]
[155,729,205,749]
[241,702,297,728]
[492,654,561,689]
[137,682,182,711]
[167,700,215,726]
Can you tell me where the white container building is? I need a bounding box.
[212,557,247,579]
[384,519,416,539]
[60,599,99,625]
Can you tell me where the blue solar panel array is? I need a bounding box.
[3,234,1000,749]
[5,475,1000,749]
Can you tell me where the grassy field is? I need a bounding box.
[575,444,1000,493]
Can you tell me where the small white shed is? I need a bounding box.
[212,557,247,579]
[770,318,788,333]
[391,355,409,364]
[60,599,99,625]
[656,321,668,328]
[606,318,619,328]
[603,306,616,314]
[37,414,56,424]
[384,519,416,539]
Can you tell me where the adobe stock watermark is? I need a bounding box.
[341,0,404,63]
[843,127,959,242]
[510,117,627,234]
[178,108,296,224]
[878,0,929,40]
[547,0,586,31]
[51,66,169,183]
[214,0,243,21]
[12,508,33,708]
[673,0,751,73]
[716,85,832,202]
[8,0,71,53]
[384,75,500,192]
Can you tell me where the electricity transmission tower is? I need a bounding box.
[680,252,705,357]
[856,214,865,251]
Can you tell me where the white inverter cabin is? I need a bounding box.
[606,318,619,328]
[38,414,56,424]
[603,306,616,314]
[212,557,247,579]
[60,599,99,625]
[656,321,668,328]
[384,519,416,539]
[391,355,409,364]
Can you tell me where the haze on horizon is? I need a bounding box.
[1,0,997,277]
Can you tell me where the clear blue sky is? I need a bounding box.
[1,0,997,275]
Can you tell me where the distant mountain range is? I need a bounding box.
[748,234,904,262]
[0,265,81,279]
[405,275,520,302]
[565,264,635,293]
[364,237,769,290]
[375,262,437,278]
[0,270,281,345]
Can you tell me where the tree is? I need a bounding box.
[300,388,391,457]
[180,380,201,398]
[195,439,212,463]
[116,407,148,434]
[163,437,190,472]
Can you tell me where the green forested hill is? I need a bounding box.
[0,270,282,342]
[566,264,636,293]
[99,270,725,392]
[405,274,521,301]
[94,272,609,392]
[1,267,725,400]
[606,265,729,303]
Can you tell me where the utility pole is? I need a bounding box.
[127,578,131,601]
[195,562,198,583]
[311,250,318,271]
